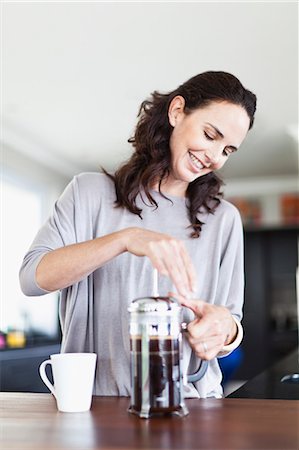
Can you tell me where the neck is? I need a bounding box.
[152,176,188,198]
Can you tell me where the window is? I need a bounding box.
[1,173,59,344]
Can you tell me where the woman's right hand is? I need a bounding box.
[34,226,196,296]
[124,227,197,297]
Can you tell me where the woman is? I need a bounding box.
[20,71,257,398]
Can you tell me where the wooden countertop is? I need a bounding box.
[1,392,298,449]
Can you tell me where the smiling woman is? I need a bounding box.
[19,71,257,399]
[108,71,256,237]
[166,100,250,191]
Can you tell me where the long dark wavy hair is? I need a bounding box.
[103,71,257,237]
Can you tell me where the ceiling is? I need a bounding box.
[2,1,298,180]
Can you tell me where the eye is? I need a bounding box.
[204,131,214,141]
[222,148,231,157]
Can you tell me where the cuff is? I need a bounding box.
[217,316,243,357]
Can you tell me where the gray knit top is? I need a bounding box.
[20,172,244,398]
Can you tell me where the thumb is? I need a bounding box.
[181,298,205,318]
[168,292,205,318]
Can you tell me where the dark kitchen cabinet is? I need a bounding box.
[234,226,298,380]
[0,344,60,392]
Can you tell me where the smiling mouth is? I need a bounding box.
[188,151,205,170]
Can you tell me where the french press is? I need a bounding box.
[128,295,208,418]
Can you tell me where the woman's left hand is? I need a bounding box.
[170,295,237,360]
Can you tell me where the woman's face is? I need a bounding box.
[167,98,250,188]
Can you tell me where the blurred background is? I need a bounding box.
[1,1,298,394]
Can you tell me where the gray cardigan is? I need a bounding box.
[20,172,244,398]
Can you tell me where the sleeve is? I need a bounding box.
[215,203,245,322]
[218,316,244,357]
[19,176,78,296]
[215,203,245,356]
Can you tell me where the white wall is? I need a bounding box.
[3,144,71,214]
[2,1,298,179]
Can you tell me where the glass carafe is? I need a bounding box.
[128,296,208,418]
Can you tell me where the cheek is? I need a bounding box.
[170,120,193,145]
[169,131,187,158]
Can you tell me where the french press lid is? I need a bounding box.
[128,296,181,315]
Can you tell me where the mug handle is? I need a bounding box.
[39,359,56,397]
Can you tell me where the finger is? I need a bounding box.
[187,334,225,360]
[179,243,197,294]
[151,255,189,297]
[165,239,195,295]
[160,240,191,296]
[180,298,206,316]
[148,239,180,278]
[187,317,209,339]
[165,240,191,294]
[188,317,226,348]
[149,253,170,278]
[166,263,190,297]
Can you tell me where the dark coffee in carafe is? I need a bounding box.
[128,296,208,418]
[130,336,181,414]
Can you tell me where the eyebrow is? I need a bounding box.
[206,122,238,152]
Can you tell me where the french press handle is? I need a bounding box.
[187,359,209,383]
[181,322,209,383]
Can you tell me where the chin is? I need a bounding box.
[183,170,206,183]
[176,172,195,184]
[172,167,207,184]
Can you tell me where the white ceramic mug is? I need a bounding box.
[39,353,97,412]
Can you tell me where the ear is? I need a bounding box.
[168,95,186,127]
